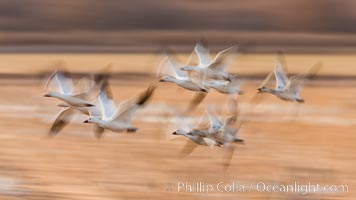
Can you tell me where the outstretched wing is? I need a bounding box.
[195,42,212,67]
[286,62,322,95]
[81,66,111,101]
[49,107,76,136]
[183,92,208,115]
[179,140,199,157]
[113,83,156,123]
[209,45,237,72]
[274,57,289,90]
[259,71,274,88]
[45,69,74,95]
[277,51,289,74]
[303,62,323,83]
[73,76,93,96]
[207,106,223,130]
[163,55,189,80]
[98,81,117,120]
[286,75,304,96]
[44,70,58,91]
[222,95,242,143]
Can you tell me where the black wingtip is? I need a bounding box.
[234,138,244,144]
[297,99,305,103]
[94,73,110,85]
[200,88,209,93]
[136,83,157,106]
[127,127,138,133]
[48,131,57,137]
[48,120,66,136]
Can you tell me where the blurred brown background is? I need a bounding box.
[0,1,355,200]
[1,0,356,52]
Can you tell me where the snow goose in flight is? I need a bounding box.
[171,95,244,162]
[190,95,244,168]
[180,42,237,81]
[257,57,321,103]
[158,54,209,114]
[83,81,156,133]
[48,73,110,138]
[171,124,221,157]
[158,55,208,93]
[189,95,244,145]
[44,70,95,107]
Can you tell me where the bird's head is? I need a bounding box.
[83,117,98,124]
[172,129,188,136]
[257,86,267,93]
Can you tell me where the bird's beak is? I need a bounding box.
[43,94,51,97]
[159,79,164,82]
[172,131,177,135]
[257,88,262,93]
[180,67,185,71]
[83,120,89,123]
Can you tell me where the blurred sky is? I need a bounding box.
[1,0,356,52]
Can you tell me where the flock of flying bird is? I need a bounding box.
[43,42,321,163]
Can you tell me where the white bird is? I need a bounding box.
[83,81,156,133]
[48,73,109,138]
[158,55,209,92]
[180,42,237,81]
[190,96,244,145]
[44,70,95,107]
[169,111,221,157]
[189,95,244,168]
[257,57,321,103]
[171,95,243,159]
[171,128,222,158]
[172,129,220,146]
[158,55,209,114]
